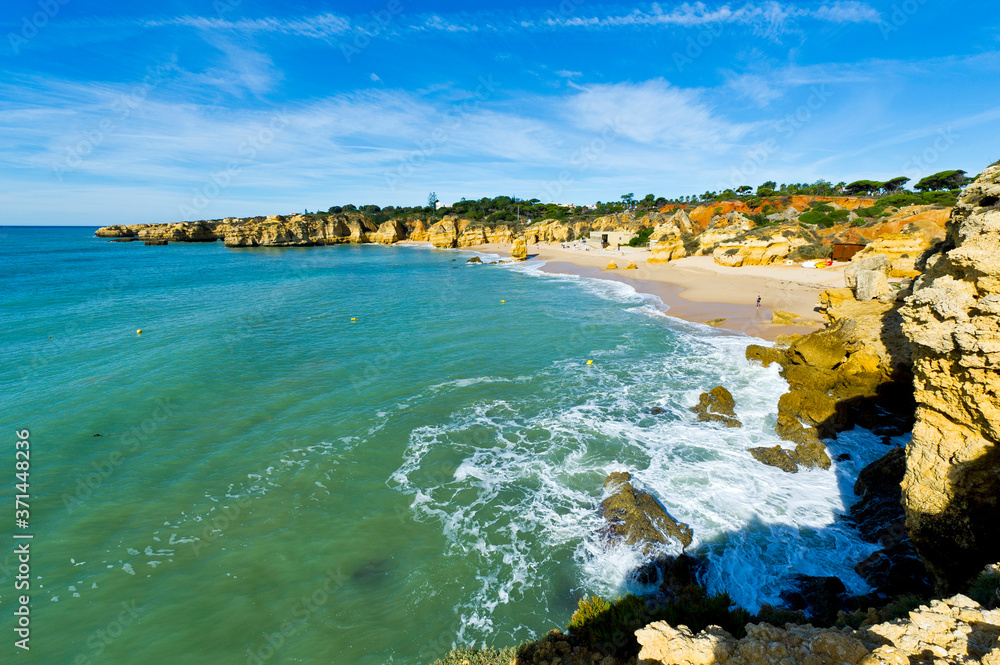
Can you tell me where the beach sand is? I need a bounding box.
[403,241,849,341]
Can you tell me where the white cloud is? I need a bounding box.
[564,79,753,149]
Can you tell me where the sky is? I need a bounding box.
[1,0,999,225]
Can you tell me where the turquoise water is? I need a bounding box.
[1,227,887,664]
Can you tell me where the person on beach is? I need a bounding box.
[756,295,761,311]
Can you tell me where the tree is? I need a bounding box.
[845,180,881,196]
[621,193,635,209]
[736,185,753,196]
[428,192,439,208]
[914,170,967,192]
[881,176,910,194]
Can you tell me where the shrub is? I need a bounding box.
[790,243,829,261]
[628,226,656,247]
[566,587,751,659]
[683,236,701,255]
[431,646,522,665]
[967,573,1000,609]
[724,247,740,256]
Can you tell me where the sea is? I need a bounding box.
[0,226,899,664]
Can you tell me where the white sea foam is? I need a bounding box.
[391,319,884,642]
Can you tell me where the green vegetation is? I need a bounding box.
[790,243,829,261]
[567,588,751,658]
[289,167,969,230]
[967,571,1000,609]
[798,204,850,228]
[915,169,968,191]
[628,226,656,247]
[430,646,522,665]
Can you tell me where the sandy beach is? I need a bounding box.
[405,240,850,341]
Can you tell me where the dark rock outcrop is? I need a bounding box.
[601,472,693,552]
[690,386,741,428]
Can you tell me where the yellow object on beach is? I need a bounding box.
[586,360,593,365]
[136,329,142,334]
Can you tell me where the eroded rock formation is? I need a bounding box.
[601,472,693,552]
[899,162,1000,592]
[636,594,1000,665]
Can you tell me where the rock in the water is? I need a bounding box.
[466,256,483,264]
[690,386,741,427]
[510,236,528,261]
[745,344,786,367]
[749,445,798,473]
[749,440,831,473]
[600,472,693,551]
[899,162,1000,592]
[779,575,847,625]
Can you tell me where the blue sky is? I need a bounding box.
[2,0,998,225]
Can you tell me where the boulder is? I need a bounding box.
[605,261,619,269]
[690,386,741,428]
[745,344,786,367]
[749,445,799,473]
[600,472,693,551]
[845,253,891,288]
[466,256,483,264]
[510,236,528,261]
[786,318,856,369]
[625,261,638,270]
[854,270,891,301]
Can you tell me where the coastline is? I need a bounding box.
[403,240,849,341]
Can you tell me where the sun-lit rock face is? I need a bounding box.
[636,593,1000,665]
[899,161,1000,592]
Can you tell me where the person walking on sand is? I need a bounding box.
[756,295,761,311]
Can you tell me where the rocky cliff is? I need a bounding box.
[899,162,1000,592]
[636,593,1000,665]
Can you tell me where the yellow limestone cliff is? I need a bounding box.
[899,161,1000,592]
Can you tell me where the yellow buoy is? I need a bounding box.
[136,329,143,334]
[350,318,357,322]
[501,300,505,304]
[586,360,593,365]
